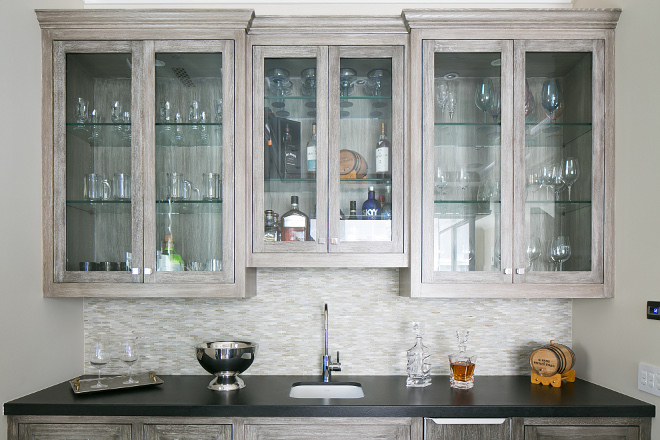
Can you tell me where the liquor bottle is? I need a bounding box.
[161,233,184,271]
[281,196,310,241]
[406,322,432,387]
[347,201,359,220]
[448,330,477,389]
[375,122,392,179]
[283,124,300,178]
[381,185,392,220]
[306,123,317,179]
[264,210,279,242]
[361,186,381,220]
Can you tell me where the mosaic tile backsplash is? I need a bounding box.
[84,268,572,377]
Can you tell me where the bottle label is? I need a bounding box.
[362,208,380,220]
[283,216,306,228]
[307,147,317,172]
[376,147,389,173]
[282,227,306,241]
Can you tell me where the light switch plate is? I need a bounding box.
[638,363,660,396]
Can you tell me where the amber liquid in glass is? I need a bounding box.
[450,361,475,382]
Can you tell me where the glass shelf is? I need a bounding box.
[66,200,132,215]
[525,121,592,148]
[156,199,223,215]
[527,200,591,215]
[265,95,392,120]
[66,123,132,147]
[434,200,499,217]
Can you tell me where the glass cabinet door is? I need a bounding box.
[422,41,514,283]
[328,46,404,253]
[146,41,234,283]
[514,40,604,284]
[54,41,142,283]
[252,46,328,253]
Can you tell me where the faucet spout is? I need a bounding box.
[322,304,341,382]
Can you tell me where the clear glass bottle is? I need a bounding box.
[448,330,477,389]
[361,186,381,220]
[406,322,432,387]
[347,201,358,220]
[281,195,310,242]
[375,122,392,179]
[306,123,317,179]
[264,210,279,242]
[161,233,184,271]
[381,185,392,220]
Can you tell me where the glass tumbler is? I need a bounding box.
[202,172,221,200]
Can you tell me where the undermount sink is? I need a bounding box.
[289,382,365,399]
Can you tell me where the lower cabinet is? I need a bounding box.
[424,418,510,439]
[7,416,652,440]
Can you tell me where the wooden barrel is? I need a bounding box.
[529,340,576,377]
[339,149,368,179]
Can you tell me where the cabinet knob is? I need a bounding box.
[516,268,525,275]
[504,268,512,275]
[330,238,339,245]
[131,268,140,275]
[318,238,327,244]
[144,268,152,275]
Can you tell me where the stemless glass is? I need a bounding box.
[526,237,541,270]
[550,235,571,271]
[562,157,580,201]
[120,338,139,384]
[89,340,110,389]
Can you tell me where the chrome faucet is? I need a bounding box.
[323,304,341,382]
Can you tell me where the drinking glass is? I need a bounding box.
[434,167,448,199]
[120,338,139,384]
[526,171,542,200]
[541,78,562,123]
[366,68,390,108]
[435,77,449,118]
[74,97,89,127]
[339,67,357,97]
[551,164,566,201]
[486,87,501,123]
[475,78,495,124]
[524,79,536,121]
[202,172,221,200]
[550,235,571,271]
[457,167,471,200]
[526,237,541,271]
[541,165,554,200]
[266,67,290,110]
[446,90,458,121]
[561,157,580,201]
[89,340,109,389]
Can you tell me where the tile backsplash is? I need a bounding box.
[84,268,571,377]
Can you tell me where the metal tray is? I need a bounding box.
[70,371,163,394]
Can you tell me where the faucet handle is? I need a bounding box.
[332,351,342,372]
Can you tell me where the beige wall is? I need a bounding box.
[0,0,85,438]
[572,0,660,437]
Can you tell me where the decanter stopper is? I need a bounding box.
[406,322,432,387]
[448,330,477,389]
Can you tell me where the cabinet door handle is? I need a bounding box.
[516,268,525,275]
[131,268,140,275]
[428,418,506,425]
[330,238,339,245]
[318,238,327,244]
[504,268,512,275]
[144,268,152,275]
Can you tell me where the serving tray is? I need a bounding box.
[70,371,163,394]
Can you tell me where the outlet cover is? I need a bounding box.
[638,363,660,397]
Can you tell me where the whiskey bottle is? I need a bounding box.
[381,185,392,220]
[281,196,310,241]
[283,124,300,178]
[347,201,359,220]
[375,122,392,179]
[306,123,317,179]
[361,186,381,220]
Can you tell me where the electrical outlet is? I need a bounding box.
[638,363,660,397]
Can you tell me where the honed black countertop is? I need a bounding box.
[3,375,654,418]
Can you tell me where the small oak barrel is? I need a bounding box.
[529,340,576,377]
[339,149,368,179]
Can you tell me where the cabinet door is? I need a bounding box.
[328,46,405,254]
[19,423,131,440]
[252,45,329,254]
[513,40,605,286]
[144,424,231,440]
[425,418,509,440]
[421,40,514,283]
[524,425,638,439]
[245,423,410,440]
[54,41,144,284]
[145,40,234,283]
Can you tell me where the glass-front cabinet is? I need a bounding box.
[40,10,254,296]
[250,42,405,265]
[405,8,617,297]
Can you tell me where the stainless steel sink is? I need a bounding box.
[289,382,365,399]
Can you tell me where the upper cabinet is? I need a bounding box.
[247,18,409,267]
[37,10,256,297]
[401,9,620,298]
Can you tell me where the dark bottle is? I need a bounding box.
[348,201,359,220]
[375,122,392,179]
[361,186,381,220]
[283,124,300,178]
[381,185,392,220]
[281,196,310,241]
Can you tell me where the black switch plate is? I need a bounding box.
[647,301,660,320]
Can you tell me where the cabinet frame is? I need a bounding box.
[401,9,619,298]
[37,9,256,298]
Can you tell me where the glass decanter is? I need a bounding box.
[406,322,431,387]
[448,330,477,389]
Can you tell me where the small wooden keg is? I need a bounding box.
[339,149,368,179]
[529,340,576,377]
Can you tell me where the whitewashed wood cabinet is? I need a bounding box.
[247,17,409,268]
[36,10,256,298]
[424,418,510,439]
[401,9,620,299]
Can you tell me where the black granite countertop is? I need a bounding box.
[4,375,654,418]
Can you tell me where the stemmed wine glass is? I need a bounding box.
[435,77,449,119]
[457,166,471,201]
[366,68,390,109]
[526,171,542,200]
[266,67,290,109]
[435,166,449,199]
[550,235,571,271]
[526,237,541,271]
[475,78,495,125]
[561,157,580,201]
[541,165,554,200]
[120,338,140,384]
[551,164,566,201]
[541,78,562,130]
[486,87,501,123]
[89,340,110,389]
[446,90,458,121]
